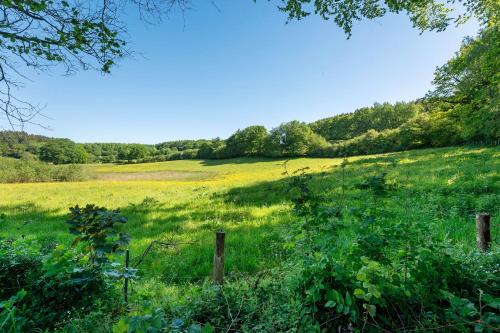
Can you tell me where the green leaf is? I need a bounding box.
[326,289,340,303]
[483,294,500,310]
[345,291,353,306]
[363,304,376,317]
[353,289,365,298]
[325,300,337,308]
[474,324,484,332]
[112,319,128,333]
[201,324,215,333]
[356,271,367,281]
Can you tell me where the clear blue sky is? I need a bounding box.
[19,0,479,144]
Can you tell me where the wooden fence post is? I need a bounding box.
[476,213,491,252]
[213,231,225,285]
[124,249,130,303]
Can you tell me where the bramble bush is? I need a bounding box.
[0,239,113,331]
[286,169,499,332]
[0,205,131,332]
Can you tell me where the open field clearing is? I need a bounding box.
[1,156,344,278]
[1,147,499,284]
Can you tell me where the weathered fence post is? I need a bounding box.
[124,249,130,303]
[213,231,225,285]
[476,213,491,252]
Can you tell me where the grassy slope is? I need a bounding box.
[1,147,498,287]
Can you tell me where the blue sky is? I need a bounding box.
[19,0,479,143]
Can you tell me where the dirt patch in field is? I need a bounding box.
[94,170,217,181]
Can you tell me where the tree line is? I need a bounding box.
[1,25,498,164]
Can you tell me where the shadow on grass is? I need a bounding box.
[0,187,295,282]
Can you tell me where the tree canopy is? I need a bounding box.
[429,25,499,140]
[266,121,328,157]
[280,0,498,35]
[225,126,269,157]
[39,139,88,164]
[0,0,184,128]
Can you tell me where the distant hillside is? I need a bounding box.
[1,96,498,165]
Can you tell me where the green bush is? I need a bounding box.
[0,157,89,183]
[0,204,131,332]
[279,173,499,332]
[0,239,114,331]
[67,204,129,265]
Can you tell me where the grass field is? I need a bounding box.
[1,147,499,295]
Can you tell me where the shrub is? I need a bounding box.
[280,172,500,332]
[225,125,269,157]
[0,290,28,333]
[0,157,89,183]
[0,239,114,331]
[67,204,130,265]
[0,204,131,331]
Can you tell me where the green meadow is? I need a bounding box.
[1,146,498,287]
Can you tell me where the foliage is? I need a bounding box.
[225,125,269,157]
[276,160,499,332]
[113,304,216,333]
[310,101,422,141]
[266,120,328,157]
[119,277,302,333]
[40,139,88,164]
[0,131,49,158]
[429,25,500,141]
[0,239,116,331]
[0,0,183,127]
[196,138,228,159]
[279,0,496,36]
[0,290,27,333]
[0,156,88,183]
[67,204,130,265]
[2,24,499,167]
[0,203,132,331]
[1,0,494,127]
[1,147,499,331]
[356,172,389,194]
[103,147,498,332]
